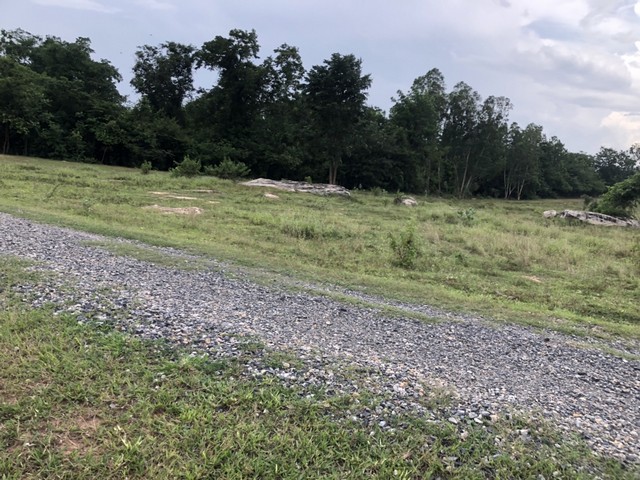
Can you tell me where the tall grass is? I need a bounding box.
[0,154,638,340]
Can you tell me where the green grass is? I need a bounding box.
[0,257,635,479]
[0,154,639,343]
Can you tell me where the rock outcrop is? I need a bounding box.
[241,178,351,197]
[544,209,640,228]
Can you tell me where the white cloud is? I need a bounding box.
[31,0,120,13]
[135,0,175,11]
[601,111,640,147]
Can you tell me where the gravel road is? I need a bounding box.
[1,212,639,463]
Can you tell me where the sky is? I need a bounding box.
[3,0,640,154]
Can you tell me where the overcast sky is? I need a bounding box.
[4,0,640,154]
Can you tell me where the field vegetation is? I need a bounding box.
[1,155,638,342]
[0,256,636,479]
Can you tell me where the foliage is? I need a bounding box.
[304,53,372,184]
[204,156,250,179]
[457,208,476,226]
[591,171,640,219]
[389,223,422,269]
[1,265,634,479]
[0,27,632,200]
[170,154,201,177]
[140,160,152,174]
[594,147,638,186]
[1,156,639,338]
[131,42,196,122]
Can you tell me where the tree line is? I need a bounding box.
[1,28,639,198]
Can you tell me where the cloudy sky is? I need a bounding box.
[4,0,640,154]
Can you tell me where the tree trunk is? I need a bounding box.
[2,125,10,155]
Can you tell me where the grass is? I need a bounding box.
[0,154,638,344]
[0,257,635,479]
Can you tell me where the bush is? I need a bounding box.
[204,157,250,180]
[457,208,476,226]
[389,224,422,269]
[171,155,201,177]
[591,172,640,219]
[140,160,152,175]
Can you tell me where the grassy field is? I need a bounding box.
[0,256,635,479]
[0,154,638,341]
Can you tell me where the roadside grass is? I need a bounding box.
[0,155,638,341]
[0,257,635,479]
[80,240,212,271]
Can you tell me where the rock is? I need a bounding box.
[545,209,640,228]
[142,205,203,215]
[394,196,418,207]
[242,178,351,197]
[264,193,279,199]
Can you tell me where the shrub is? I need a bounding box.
[389,224,422,269]
[140,160,152,175]
[457,208,476,226]
[204,157,250,180]
[171,155,201,177]
[591,172,640,219]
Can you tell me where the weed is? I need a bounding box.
[389,224,422,269]
[140,160,152,175]
[171,155,201,178]
[457,208,476,226]
[203,157,250,180]
[0,155,638,339]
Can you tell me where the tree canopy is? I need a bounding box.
[1,27,638,198]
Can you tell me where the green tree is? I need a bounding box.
[504,123,543,199]
[0,29,123,161]
[197,29,265,141]
[303,53,372,184]
[592,171,640,218]
[594,147,637,186]
[131,42,196,123]
[253,44,306,179]
[0,57,49,154]
[389,69,446,193]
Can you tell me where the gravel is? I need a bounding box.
[1,212,639,463]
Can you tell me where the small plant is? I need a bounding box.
[389,224,422,269]
[171,155,201,178]
[204,157,250,180]
[304,176,313,184]
[581,194,594,211]
[370,186,386,197]
[591,172,640,219]
[140,160,152,175]
[457,208,476,226]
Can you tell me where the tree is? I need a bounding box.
[303,53,371,184]
[592,171,640,218]
[197,29,265,142]
[594,147,637,186]
[131,42,196,123]
[0,30,123,160]
[251,44,306,179]
[503,123,543,199]
[441,82,482,197]
[389,69,446,193]
[0,57,49,154]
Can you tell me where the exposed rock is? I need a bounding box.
[149,192,198,200]
[394,196,418,207]
[545,209,640,228]
[143,205,203,215]
[242,178,351,197]
[264,193,280,199]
